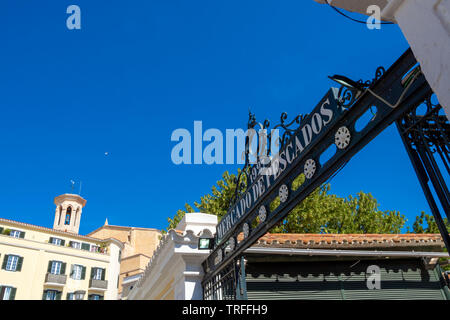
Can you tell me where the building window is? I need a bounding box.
[88,294,103,300]
[67,291,84,300]
[48,261,66,275]
[5,255,19,271]
[49,237,64,246]
[0,286,16,300]
[2,255,23,272]
[91,267,105,281]
[70,241,81,249]
[71,264,85,280]
[65,207,72,225]
[9,230,24,238]
[43,290,61,300]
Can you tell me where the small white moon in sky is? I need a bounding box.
[104,152,109,156]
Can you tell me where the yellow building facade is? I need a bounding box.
[88,223,161,298]
[0,194,123,300]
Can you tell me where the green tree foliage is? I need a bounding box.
[164,170,406,234]
[163,171,239,233]
[408,211,450,233]
[407,213,449,271]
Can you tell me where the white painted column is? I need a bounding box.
[382,0,450,119]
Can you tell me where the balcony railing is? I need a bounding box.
[45,273,67,286]
[89,279,108,290]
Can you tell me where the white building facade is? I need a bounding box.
[127,213,217,300]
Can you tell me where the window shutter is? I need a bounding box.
[90,267,95,279]
[49,237,54,244]
[61,239,65,246]
[88,294,93,300]
[9,288,16,300]
[101,268,106,281]
[42,290,47,300]
[81,243,90,251]
[19,231,25,239]
[99,295,104,300]
[81,266,86,280]
[16,257,23,271]
[61,262,66,275]
[0,286,4,300]
[47,261,53,273]
[56,291,62,300]
[70,264,74,278]
[0,227,3,234]
[1,255,8,270]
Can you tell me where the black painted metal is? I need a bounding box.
[202,48,448,298]
[203,258,239,300]
[396,96,450,251]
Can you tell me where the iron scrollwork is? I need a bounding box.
[229,111,307,208]
[337,66,386,109]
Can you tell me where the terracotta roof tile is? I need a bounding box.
[245,233,444,249]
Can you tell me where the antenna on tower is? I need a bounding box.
[70,180,75,193]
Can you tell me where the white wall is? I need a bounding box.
[382,0,450,119]
[127,213,218,300]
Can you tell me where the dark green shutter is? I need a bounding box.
[47,261,53,273]
[101,268,106,281]
[70,265,74,278]
[61,262,66,275]
[19,231,25,239]
[61,239,65,246]
[9,288,16,300]
[0,227,3,234]
[99,295,104,300]
[16,257,23,271]
[90,267,95,279]
[42,290,47,300]
[66,293,70,300]
[0,286,4,300]
[81,266,86,280]
[49,237,54,244]
[2,255,8,270]
[56,291,62,300]
[81,243,90,251]
[88,294,93,300]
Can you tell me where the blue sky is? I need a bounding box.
[0,1,429,234]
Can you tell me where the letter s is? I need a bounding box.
[320,99,333,126]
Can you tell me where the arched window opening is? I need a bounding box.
[65,207,72,225]
[74,207,79,226]
[58,206,62,225]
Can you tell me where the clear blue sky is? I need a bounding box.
[0,1,428,234]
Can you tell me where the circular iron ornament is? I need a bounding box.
[279,184,289,203]
[228,237,235,251]
[304,159,316,179]
[335,126,351,150]
[243,223,250,239]
[258,206,267,223]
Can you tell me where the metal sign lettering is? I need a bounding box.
[216,89,343,242]
[203,49,435,282]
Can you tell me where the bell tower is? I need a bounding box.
[53,194,87,234]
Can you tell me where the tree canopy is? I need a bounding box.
[163,170,446,234]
